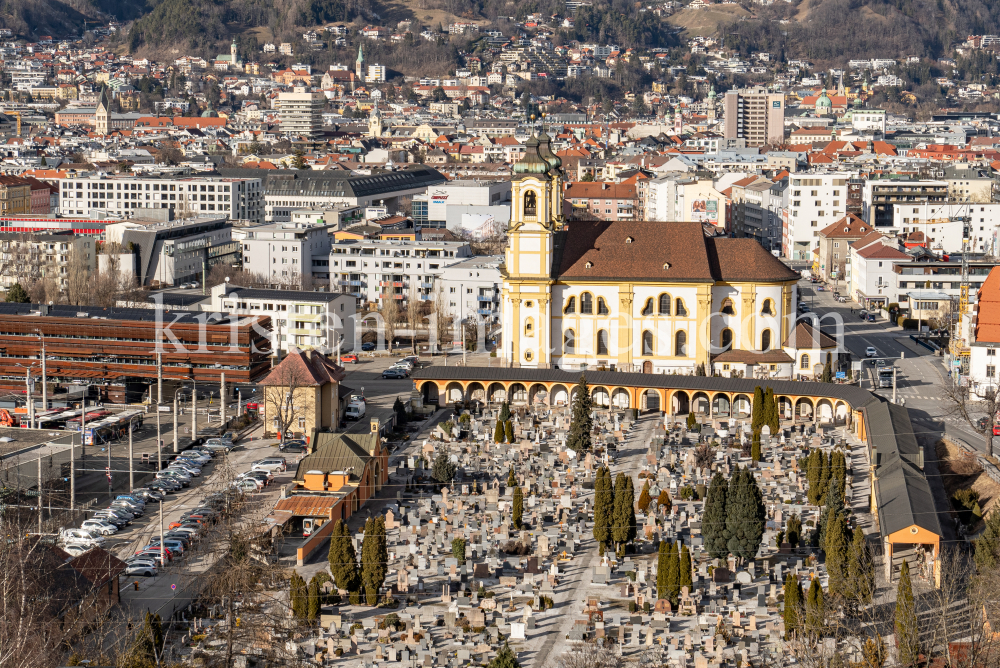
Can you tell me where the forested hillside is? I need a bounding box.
[723,0,1000,62]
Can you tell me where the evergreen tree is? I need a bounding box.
[494,420,504,443]
[805,578,824,636]
[895,560,919,667]
[612,472,636,554]
[567,374,593,452]
[819,475,844,546]
[499,401,511,423]
[975,508,1000,571]
[824,509,849,596]
[504,420,514,443]
[821,354,833,383]
[657,489,672,515]
[656,540,669,599]
[819,450,831,504]
[637,480,652,512]
[830,449,847,504]
[361,518,378,605]
[846,526,875,604]
[764,387,779,433]
[783,573,802,639]
[702,471,730,559]
[328,520,360,594]
[687,412,697,430]
[751,386,765,431]
[507,467,516,487]
[452,537,466,564]
[750,430,762,462]
[432,452,456,484]
[726,466,766,563]
[488,642,520,668]
[393,396,407,425]
[592,466,613,551]
[512,484,523,529]
[862,636,887,668]
[806,449,823,505]
[666,540,680,605]
[679,543,693,591]
[372,516,388,601]
[290,571,308,618]
[4,282,29,303]
[786,513,802,549]
[307,575,321,621]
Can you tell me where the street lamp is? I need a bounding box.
[172,377,194,454]
[33,329,46,415]
[14,362,38,429]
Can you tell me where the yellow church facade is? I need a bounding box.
[501,132,803,375]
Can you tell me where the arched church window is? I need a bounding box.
[524,190,537,216]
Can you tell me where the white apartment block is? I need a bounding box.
[0,233,96,290]
[278,87,325,138]
[437,255,503,330]
[783,172,852,261]
[235,223,335,285]
[56,174,264,223]
[328,238,472,307]
[892,202,1000,254]
[210,283,356,353]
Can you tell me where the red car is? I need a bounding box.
[340,354,359,364]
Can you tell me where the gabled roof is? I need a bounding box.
[261,349,346,387]
[782,321,838,349]
[974,266,1000,343]
[850,231,887,250]
[819,213,871,239]
[857,244,909,260]
[294,431,380,478]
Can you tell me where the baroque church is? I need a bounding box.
[501,132,812,378]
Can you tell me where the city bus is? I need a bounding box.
[65,409,112,431]
[33,408,73,430]
[84,410,144,445]
[877,366,894,389]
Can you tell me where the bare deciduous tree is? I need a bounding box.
[262,356,310,441]
[943,379,998,456]
[377,295,402,353]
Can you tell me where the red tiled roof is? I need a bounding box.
[975,267,1000,343]
[818,213,870,238]
[261,349,346,387]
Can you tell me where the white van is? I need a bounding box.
[61,529,106,547]
[345,399,366,420]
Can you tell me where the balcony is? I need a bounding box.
[421,282,434,288]
[378,293,404,299]
[379,281,404,288]
[477,308,495,315]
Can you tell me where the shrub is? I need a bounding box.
[628,601,637,613]
[643,601,651,613]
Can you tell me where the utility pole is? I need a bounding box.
[37,331,46,415]
[191,380,197,441]
[157,352,162,405]
[892,366,897,404]
[37,455,42,534]
[156,403,162,471]
[26,368,33,429]
[128,417,134,492]
[74,397,85,512]
[173,394,179,454]
[220,372,226,428]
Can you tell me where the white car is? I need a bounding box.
[62,544,91,557]
[126,562,158,577]
[866,346,878,358]
[81,519,118,536]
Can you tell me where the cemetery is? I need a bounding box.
[264,369,944,667]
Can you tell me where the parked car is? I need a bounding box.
[382,368,408,379]
[859,310,868,320]
[61,529,106,547]
[361,342,376,351]
[126,562,158,577]
[279,442,307,454]
[62,544,91,557]
[867,312,877,322]
[231,478,260,492]
[252,457,287,474]
[81,519,118,536]
[340,354,359,364]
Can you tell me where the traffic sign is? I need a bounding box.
[835,372,846,379]
[23,490,41,497]
[170,584,177,591]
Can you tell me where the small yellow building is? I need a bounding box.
[260,348,349,439]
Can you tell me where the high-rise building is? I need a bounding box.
[723,87,785,147]
[278,87,325,138]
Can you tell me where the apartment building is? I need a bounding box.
[943,164,992,202]
[862,178,948,228]
[328,238,472,307]
[236,223,336,286]
[815,214,872,283]
[278,87,325,137]
[564,181,637,221]
[115,216,239,287]
[0,175,31,215]
[723,87,785,147]
[55,174,264,223]
[783,172,852,261]
[219,166,446,223]
[210,283,356,353]
[437,255,503,330]
[730,175,785,250]
[646,175,725,226]
[0,232,96,290]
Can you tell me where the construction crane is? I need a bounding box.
[0,110,22,136]
[950,212,973,370]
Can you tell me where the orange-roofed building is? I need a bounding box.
[968,266,1000,397]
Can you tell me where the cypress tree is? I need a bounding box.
[751,430,762,462]
[307,575,321,621]
[612,472,636,554]
[498,401,511,423]
[895,560,919,667]
[512,484,523,529]
[592,467,613,551]
[361,518,377,605]
[656,539,669,599]
[819,475,844,546]
[976,508,1000,571]
[764,387,779,433]
[726,466,766,563]
[806,449,823,505]
[846,526,875,604]
[290,571,308,618]
[783,573,802,639]
[679,543,693,591]
[786,513,802,549]
[504,420,514,443]
[702,471,730,559]
[819,450,831,504]
[657,489,672,515]
[328,520,360,594]
[805,578,824,636]
[670,541,683,605]
[507,467,516,487]
[687,412,697,430]
[373,517,388,601]
[830,449,847,504]
[821,357,833,383]
[751,386,765,431]
[567,374,593,453]
[637,480,652,513]
[824,508,849,596]
[488,642,520,668]
[494,420,504,442]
